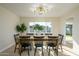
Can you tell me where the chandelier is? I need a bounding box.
[33,4,48,15]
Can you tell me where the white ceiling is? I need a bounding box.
[0,3,79,17]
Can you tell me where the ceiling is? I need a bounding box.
[0,3,79,17]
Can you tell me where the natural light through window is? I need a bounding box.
[28,22,52,34]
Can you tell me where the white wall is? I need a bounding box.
[0,6,19,52]
[73,13,79,55]
[20,17,61,36]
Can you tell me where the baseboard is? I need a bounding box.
[0,43,14,52]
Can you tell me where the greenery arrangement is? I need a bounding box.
[16,23,27,33]
[33,24,44,31]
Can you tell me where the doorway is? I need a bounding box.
[65,23,73,48]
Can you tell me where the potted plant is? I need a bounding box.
[16,23,27,35]
[33,24,44,35]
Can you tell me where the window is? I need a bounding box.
[28,22,52,33]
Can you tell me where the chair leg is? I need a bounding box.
[19,48,21,56]
[47,46,48,53]
[47,46,48,50]
[28,48,30,56]
[56,49,58,56]
[14,45,16,53]
[30,46,32,50]
[42,47,44,56]
[60,45,63,52]
[48,47,50,56]
[54,48,58,56]
[18,45,22,56]
[34,47,37,56]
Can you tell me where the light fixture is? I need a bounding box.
[33,4,48,15]
[30,4,53,16]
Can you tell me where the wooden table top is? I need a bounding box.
[19,35,59,41]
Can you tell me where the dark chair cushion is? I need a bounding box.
[47,43,56,47]
[35,43,43,47]
[21,43,31,47]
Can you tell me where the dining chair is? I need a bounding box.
[14,34,19,53]
[45,33,52,36]
[19,36,31,56]
[58,34,64,52]
[46,36,58,49]
[47,36,58,56]
[26,33,34,36]
[33,36,44,56]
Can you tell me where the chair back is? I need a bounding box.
[26,33,34,36]
[48,36,58,38]
[14,34,19,44]
[33,36,44,44]
[58,34,64,45]
[19,36,31,44]
[48,36,58,46]
[45,33,52,36]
